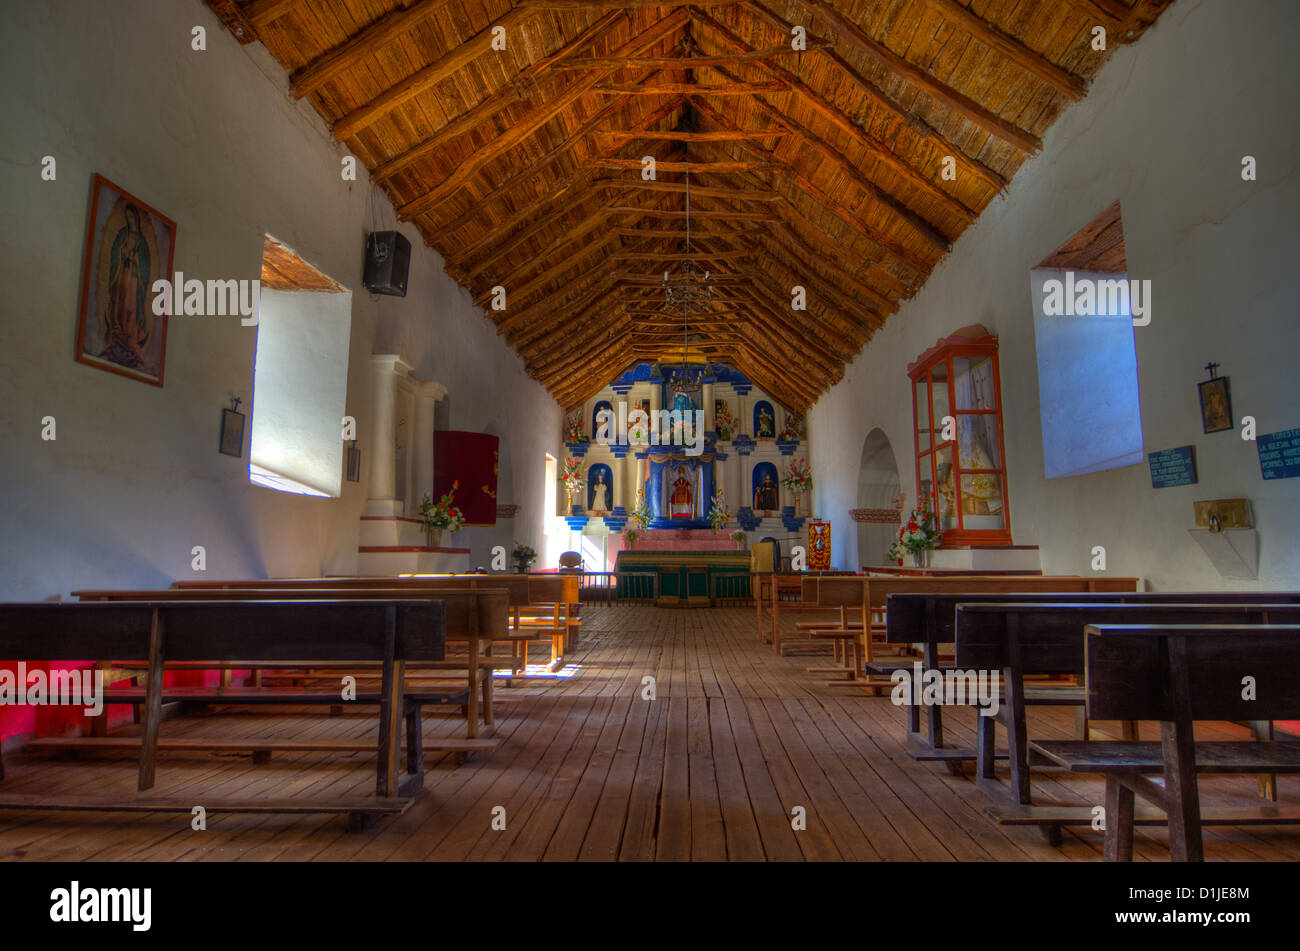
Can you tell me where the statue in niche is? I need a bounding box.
[672,389,694,415]
[754,472,778,513]
[757,406,775,438]
[590,472,609,514]
[670,466,694,518]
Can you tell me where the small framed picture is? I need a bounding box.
[1198,376,1232,434]
[346,442,362,482]
[220,407,246,457]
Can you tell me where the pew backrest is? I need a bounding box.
[885,587,1300,646]
[801,576,867,609]
[953,602,1300,673]
[72,588,509,641]
[169,574,578,609]
[0,600,446,662]
[1084,623,1300,722]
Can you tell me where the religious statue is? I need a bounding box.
[590,472,609,514]
[757,406,775,438]
[669,466,694,518]
[754,472,778,513]
[672,390,694,415]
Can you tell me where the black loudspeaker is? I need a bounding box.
[363,231,411,297]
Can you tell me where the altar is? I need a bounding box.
[615,550,752,607]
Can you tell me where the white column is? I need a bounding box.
[365,354,413,516]
[411,378,447,514]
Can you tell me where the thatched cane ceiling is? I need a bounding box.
[208,0,1171,412]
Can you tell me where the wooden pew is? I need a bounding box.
[872,578,1137,759]
[73,587,509,740]
[888,589,1299,764]
[171,574,581,670]
[1034,623,1300,861]
[0,599,445,826]
[756,571,858,652]
[951,602,1300,822]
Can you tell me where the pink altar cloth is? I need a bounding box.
[634,529,742,551]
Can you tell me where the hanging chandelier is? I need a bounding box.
[661,169,713,318]
[661,168,712,383]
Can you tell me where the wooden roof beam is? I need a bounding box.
[333,4,546,140]
[691,92,955,253]
[550,43,830,70]
[291,0,456,100]
[914,0,1086,99]
[754,0,1042,153]
[446,95,687,269]
[475,234,621,309]
[394,10,690,221]
[592,80,790,96]
[692,7,1005,198]
[428,86,684,234]
[598,129,791,143]
[369,9,628,180]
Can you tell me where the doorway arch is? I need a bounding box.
[856,428,902,568]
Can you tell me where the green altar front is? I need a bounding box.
[615,550,752,606]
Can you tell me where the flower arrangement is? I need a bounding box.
[707,487,731,533]
[715,403,735,441]
[560,457,585,509]
[420,481,466,535]
[730,530,747,548]
[780,457,812,494]
[624,485,650,548]
[563,412,589,445]
[777,413,803,442]
[512,543,537,572]
[887,496,941,565]
[629,484,650,529]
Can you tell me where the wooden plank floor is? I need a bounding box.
[0,606,1296,862]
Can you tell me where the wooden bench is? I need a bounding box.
[73,586,510,740]
[792,577,900,693]
[171,574,581,670]
[887,589,1297,763]
[0,599,446,826]
[1033,623,1300,861]
[754,572,858,652]
[951,602,1300,820]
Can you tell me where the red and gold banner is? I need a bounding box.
[433,430,499,526]
[808,520,831,570]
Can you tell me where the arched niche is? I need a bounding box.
[753,400,776,439]
[587,463,613,514]
[751,460,779,513]
[856,428,902,567]
[591,400,613,439]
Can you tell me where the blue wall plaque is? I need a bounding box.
[1258,428,1300,480]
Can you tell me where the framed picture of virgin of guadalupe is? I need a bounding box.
[75,174,177,386]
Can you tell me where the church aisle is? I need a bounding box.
[0,606,1295,863]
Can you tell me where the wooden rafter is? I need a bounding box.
[395,10,689,222]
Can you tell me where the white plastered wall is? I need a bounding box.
[809,0,1300,589]
[0,0,561,599]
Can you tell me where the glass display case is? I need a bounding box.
[908,333,1012,547]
